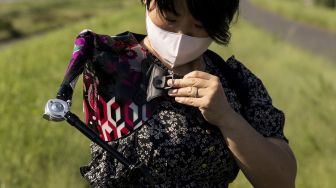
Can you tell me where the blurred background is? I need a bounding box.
[0,0,335,187]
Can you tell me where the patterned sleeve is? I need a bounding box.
[226,57,288,142]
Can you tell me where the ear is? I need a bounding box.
[145,0,156,11]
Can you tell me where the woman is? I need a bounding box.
[76,0,297,187]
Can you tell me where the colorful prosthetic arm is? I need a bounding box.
[56,29,95,102]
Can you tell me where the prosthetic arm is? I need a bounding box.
[42,30,155,185]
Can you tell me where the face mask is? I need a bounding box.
[146,11,212,68]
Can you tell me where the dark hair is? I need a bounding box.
[142,0,240,45]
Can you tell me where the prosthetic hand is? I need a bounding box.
[43,84,74,122]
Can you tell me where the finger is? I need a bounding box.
[174,97,205,108]
[168,87,204,98]
[183,71,214,80]
[167,77,209,88]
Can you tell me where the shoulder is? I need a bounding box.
[205,50,268,90]
[205,51,287,140]
[204,50,280,114]
[204,50,260,102]
[75,29,131,39]
[70,30,149,64]
[204,50,254,81]
[74,29,140,47]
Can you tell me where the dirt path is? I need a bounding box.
[240,0,336,62]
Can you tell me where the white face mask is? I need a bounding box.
[145,12,212,68]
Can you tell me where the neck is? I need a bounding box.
[172,57,205,77]
[140,36,205,76]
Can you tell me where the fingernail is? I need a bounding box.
[167,79,173,86]
[168,89,177,95]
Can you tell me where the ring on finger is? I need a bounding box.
[193,87,199,98]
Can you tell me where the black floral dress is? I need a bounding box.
[78,32,287,187]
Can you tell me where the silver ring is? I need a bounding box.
[193,87,199,98]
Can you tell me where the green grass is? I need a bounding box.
[0,2,144,188]
[252,0,336,32]
[0,1,336,188]
[0,0,126,41]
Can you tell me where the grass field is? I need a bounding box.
[0,0,125,41]
[252,0,336,32]
[0,1,336,188]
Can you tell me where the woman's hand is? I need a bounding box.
[168,71,297,188]
[167,70,234,127]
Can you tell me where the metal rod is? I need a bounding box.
[63,111,155,186]
[64,111,132,168]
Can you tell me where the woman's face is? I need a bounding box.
[147,0,209,38]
